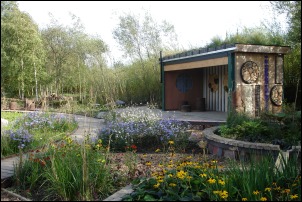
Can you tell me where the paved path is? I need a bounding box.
[69,114,105,143]
[1,114,104,185]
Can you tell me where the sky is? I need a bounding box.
[17,1,287,65]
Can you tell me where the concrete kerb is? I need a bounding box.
[103,184,133,201]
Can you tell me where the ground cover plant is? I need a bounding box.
[216,107,301,149]
[1,111,78,158]
[122,149,301,201]
[1,111,24,123]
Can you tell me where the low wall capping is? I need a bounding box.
[203,126,300,163]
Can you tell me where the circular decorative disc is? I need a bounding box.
[176,74,193,93]
[240,61,259,84]
[270,85,283,106]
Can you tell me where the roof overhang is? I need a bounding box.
[161,44,291,71]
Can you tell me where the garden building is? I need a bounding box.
[160,43,291,117]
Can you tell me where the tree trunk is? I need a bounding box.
[21,58,24,100]
[34,62,38,101]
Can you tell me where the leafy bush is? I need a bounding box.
[217,111,301,149]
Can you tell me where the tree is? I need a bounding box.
[270,1,301,45]
[1,1,45,99]
[113,11,179,104]
[270,1,301,108]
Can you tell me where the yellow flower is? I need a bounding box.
[219,190,228,199]
[186,161,193,165]
[168,164,174,168]
[153,183,160,188]
[168,174,173,178]
[213,190,220,194]
[290,194,298,199]
[212,160,218,163]
[168,140,174,144]
[199,173,207,178]
[253,190,260,195]
[186,155,192,159]
[207,178,216,184]
[283,189,290,194]
[151,172,158,177]
[260,197,267,201]
[145,162,152,166]
[176,170,187,179]
[157,179,164,183]
[97,158,105,163]
[242,198,248,201]
[169,183,177,187]
[265,187,271,192]
[158,163,163,167]
[186,176,192,180]
[155,149,160,152]
[218,179,225,186]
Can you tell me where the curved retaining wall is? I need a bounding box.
[203,126,301,162]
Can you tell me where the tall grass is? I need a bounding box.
[15,136,116,201]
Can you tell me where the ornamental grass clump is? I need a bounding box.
[14,136,116,201]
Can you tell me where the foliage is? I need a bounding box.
[270,1,301,45]
[1,111,24,123]
[1,112,78,157]
[113,11,179,61]
[1,1,46,99]
[205,26,286,48]
[112,11,180,105]
[123,152,301,201]
[217,110,301,149]
[14,136,116,201]
[269,1,301,110]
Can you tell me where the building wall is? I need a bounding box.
[164,69,203,110]
[202,65,228,111]
[233,52,283,116]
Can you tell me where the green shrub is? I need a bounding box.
[218,111,301,148]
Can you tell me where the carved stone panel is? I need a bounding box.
[240,61,259,84]
[270,85,283,106]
